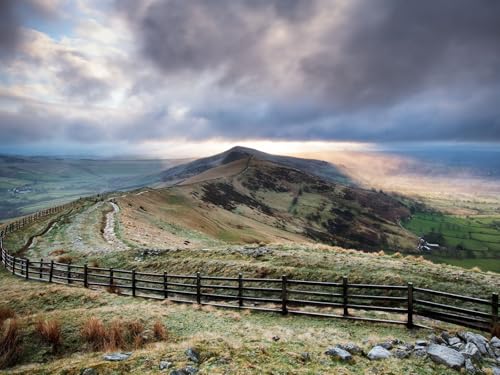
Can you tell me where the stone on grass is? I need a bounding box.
[367,346,392,360]
[160,361,173,370]
[81,369,97,375]
[465,358,480,375]
[394,349,411,359]
[325,347,353,362]
[378,341,393,350]
[337,343,363,355]
[427,344,465,370]
[103,352,132,361]
[185,348,200,363]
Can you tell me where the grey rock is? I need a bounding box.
[448,337,462,347]
[492,367,500,375]
[461,342,481,361]
[397,344,414,351]
[465,332,492,357]
[160,361,173,370]
[185,367,198,375]
[103,352,132,362]
[465,358,480,375]
[413,347,428,358]
[415,339,428,347]
[367,346,392,360]
[185,348,200,363]
[427,344,465,370]
[337,343,363,355]
[325,347,353,362]
[394,349,411,359]
[441,331,452,344]
[81,369,97,375]
[378,341,393,350]
[428,334,445,345]
[491,337,500,349]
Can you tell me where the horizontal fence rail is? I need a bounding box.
[0,202,498,334]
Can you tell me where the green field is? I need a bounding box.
[403,212,500,272]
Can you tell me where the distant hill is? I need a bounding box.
[156,146,350,186]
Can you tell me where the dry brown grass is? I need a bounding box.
[0,307,15,326]
[81,317,107,351]
[56,255,73,264]
[153,320,167,341]
[105,319,125,351]
[35,318,61,351]
[0,319,21,369]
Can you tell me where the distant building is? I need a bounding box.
[417,237,440,252]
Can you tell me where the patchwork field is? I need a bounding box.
[403,212,500,272]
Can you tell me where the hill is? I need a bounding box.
[156,146,350,186]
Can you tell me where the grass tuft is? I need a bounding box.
[0,307,15,326]
[81,317,106,351]
[35,318,61,352]
[0,319,21,369]
[153,320,168,340]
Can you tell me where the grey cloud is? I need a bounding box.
[115,0,500,142]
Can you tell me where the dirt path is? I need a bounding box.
[103,202,128,251]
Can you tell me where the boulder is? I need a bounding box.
[325,347,353,362]
[461,342,481,361]
[493,367,500,375]
[427,344,465,370]
[103,352,132,362]
[448,337,462,347]
[337,343,363,355]
[465,358,480,375]
[465,332,492,357]
[185,348,200,363]
[367,346,392,360]
[491,337,500,349]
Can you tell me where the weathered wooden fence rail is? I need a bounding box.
[0,202,498,334]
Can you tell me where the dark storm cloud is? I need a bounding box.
[116,0,500,142]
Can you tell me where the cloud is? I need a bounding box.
[1,0,500,155]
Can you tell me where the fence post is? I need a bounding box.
[163,272,168,299]
[196,272,201,304]
[281,275,288,315]
[39,258,43,279]
[343,276,349,316]
[83,264,88,288]
[67,262,72,284]
[407,282,414,329]
[49,260,54,283]
[132,269,136,297]
[12,256,16,274]
[492,293,499,334]
[110,268,114,288]
[238,273,243,308]
[25,258,29,279]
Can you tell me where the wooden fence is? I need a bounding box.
[0,203,498,333]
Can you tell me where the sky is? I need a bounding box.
[0,0,499,157]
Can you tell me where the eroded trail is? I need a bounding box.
[103,201,129,251]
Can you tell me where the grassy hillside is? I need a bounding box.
[0,268,466,374]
